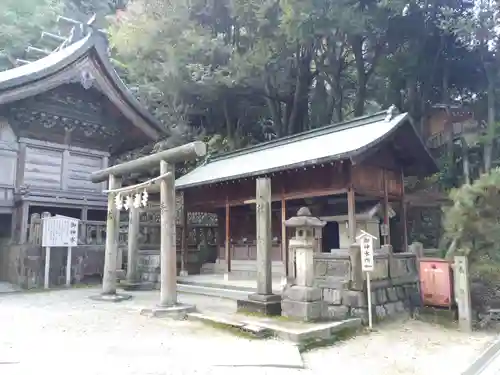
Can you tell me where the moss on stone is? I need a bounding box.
[298,326,365,352]
[238,310,296,322]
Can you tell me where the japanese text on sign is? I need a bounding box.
[42,216,79,247]
[360,236,374,272]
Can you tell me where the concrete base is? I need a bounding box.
[237,293,282,316]
[89,292,132,302]
[120,281,155,291]
[179,270,189,277]
[140,304,196,319]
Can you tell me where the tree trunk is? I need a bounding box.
[462,141,470,185]
[484,76,495,171]
[351,36,367,117]
[264,78,284,138]
[223,98,235,150]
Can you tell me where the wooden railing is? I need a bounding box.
[27,212,218,250]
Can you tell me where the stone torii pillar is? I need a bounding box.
[89,142,206,311]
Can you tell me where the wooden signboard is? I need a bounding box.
[42,215,79,289]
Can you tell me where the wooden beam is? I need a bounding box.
[281,196,288,277]
[91,141,206,183]
[243,188,348,205]
[19,202,30,244]
[225,200,231,274]
[180,200,188,276]
[347,188,356,243]
[401,169,408,252]
[382,170,391,245]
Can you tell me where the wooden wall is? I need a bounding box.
[0,119,18,211]
[185,161,349,210]
[352,164,402,199]
[185,160,403,211]
[19,138,109,192]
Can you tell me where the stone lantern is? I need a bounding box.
[282,207,326,321]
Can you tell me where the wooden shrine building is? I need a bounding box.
[0,21,166,285]
[176,109,438,278]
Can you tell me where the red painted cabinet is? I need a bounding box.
[419,258,453,308]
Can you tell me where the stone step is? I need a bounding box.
[178,278,258,293]
[176,278,283,301]
[186,308,362,347]
[177,283,252,300]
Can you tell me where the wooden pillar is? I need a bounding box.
[382,170,391,245]
[126,205,140,284]
[255,178,272,295]
[281,197,288,277]
[225,200,231,275]
[401,169,408,252]
[102,174,121,295]
[19,202,29,244]
[347,188,356,243]
[159,160,177,307]
[180,199,188,276]
[80,207,88,245]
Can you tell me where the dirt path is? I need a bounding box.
[0,288,494,375]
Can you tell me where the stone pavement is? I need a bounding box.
[0,287,495,375]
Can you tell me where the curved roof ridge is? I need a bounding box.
[0,29,166,136]
[0,35,92,91]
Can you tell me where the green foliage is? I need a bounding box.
[0,0,62,70]
[443,169,500,263]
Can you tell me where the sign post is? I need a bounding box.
[357,230,377,330]
[42,215,79,289]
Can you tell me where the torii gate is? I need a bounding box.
[89,141,206,315]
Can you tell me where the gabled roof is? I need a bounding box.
[176,110,438,189]
[0,30,166,143]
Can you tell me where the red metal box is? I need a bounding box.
[419,258,453,308]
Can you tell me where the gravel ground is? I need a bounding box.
[0,288,495,375]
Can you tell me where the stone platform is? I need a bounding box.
[176,274,283,301]
[187,309,362,347]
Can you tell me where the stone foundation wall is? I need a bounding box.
[314,246,421,324]
[0,244,106,289]
[138,249,203,284]
[322,279,420,323]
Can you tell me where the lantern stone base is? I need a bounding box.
[120,281,155,291]
[89,292,132,302]
[281,285,325,321]
[283,285,322,302]
[140,304,196,319]
[237,293,282,316]
[282,300,325,321]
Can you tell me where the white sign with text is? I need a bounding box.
[42,216,79,248]
[360,235,375,272]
